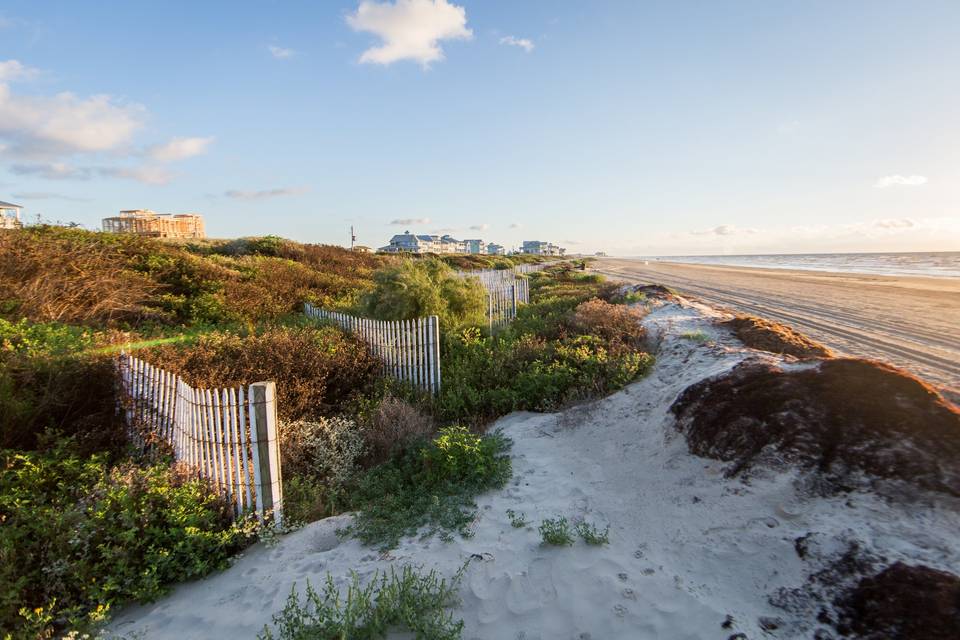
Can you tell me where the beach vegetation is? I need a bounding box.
[575,520,611,545]
[340,428,511,550]
[0,444,246,639]
[680,330,710,343]
[259,564,466,640]
[538,517,575,546]
[506,509,529,528]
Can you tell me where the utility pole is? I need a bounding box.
[350,225,356,250]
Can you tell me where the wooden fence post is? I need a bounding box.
[251,381,283,525]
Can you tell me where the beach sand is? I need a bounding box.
[595,258,960,398]
[108,299,960,640]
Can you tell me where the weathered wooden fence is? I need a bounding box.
[457,269,532,328]
[117,353,283,523]
[304,303,442,394]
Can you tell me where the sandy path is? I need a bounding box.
[595,258,960,396]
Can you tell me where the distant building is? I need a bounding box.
[379,231,469,254]
[463,239,486,254]
[520,240,565,256]
[487,243,506,255]
[102,209,205,239]
[352,245,373,253]
[0,200,23,229]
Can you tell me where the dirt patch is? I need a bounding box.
[632,284,679,301]
[721,315,832,358]
[833,562,960,639]
[671,358,960,496]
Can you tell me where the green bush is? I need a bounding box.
[0,445,245,638]
[259,564,466,640]
[342,428,511,550]
[361,259,486,330]
[538,517,574,546]
[575,520,610,545]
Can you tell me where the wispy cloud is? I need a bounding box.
[390,217,431,225]
[874,174,928,188]
[12,191,91,202]
[468,223,489,231]
[224,187,308,200]
[10,162,92,180]
[873,218,915,229]
[100,165,174,185]
[690,224,760,237]
[147,136,214,162]
[347,0,472,67]
[509,222,523,229]
[499,35,534,52]
[268,45,295,59]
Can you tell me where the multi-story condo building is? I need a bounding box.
[0,200,23,230]
[102,209,205,239]
[380,231,469,254]
[520,240,565,256]
[486,243,506,255]
[463,239,486,254]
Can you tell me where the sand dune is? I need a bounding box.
[109,299,960,640]
[594,258,960,400]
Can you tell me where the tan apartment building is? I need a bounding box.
[102,209,206,239]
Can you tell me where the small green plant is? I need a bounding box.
[680,330,710,343]
[538,516,574,546]
[575,520,610,545]
[258,564,466,640]
[506,509,528,528]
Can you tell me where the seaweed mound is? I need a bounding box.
[834,562,960,639]
[671,358,960,495]
[721,315,832,358]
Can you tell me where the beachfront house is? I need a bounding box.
[487,243,506,255]
[0,201,23,229]
[521,240,565,256]
[102,209,205,239]
[463,239,486,254]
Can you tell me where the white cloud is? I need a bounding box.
[874,174,928,188]
[268,45,295,59]
[147,136,214,162]
[0,59,39,82]
[0,83,144,157]
[390,217,431,225]
[469,223,489,231]
[499,35,534,52]
[224,187,308,200]
[100,165,173,185]
[346,0,472,67]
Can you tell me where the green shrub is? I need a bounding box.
[259,564,466,640]
[575,520,610,545]
[342,428,511,550]
[538,517,574,546]
[361,259,486,330]
[0,445,245,638]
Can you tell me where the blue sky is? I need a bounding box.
[1,0,958,255]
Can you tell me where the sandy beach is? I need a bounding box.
[594,258,960,398]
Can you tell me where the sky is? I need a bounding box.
[1,0,958,256]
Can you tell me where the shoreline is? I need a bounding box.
[593,257,960,398]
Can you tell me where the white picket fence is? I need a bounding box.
[117,353,283,524]
[457,268,533,328]
[304,303,442,394]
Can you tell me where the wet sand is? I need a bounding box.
[594,258,960,397]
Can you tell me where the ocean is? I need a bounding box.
[645,251,960,278]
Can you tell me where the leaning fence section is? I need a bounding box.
[304,304,441,394]
[116,353,283,524]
